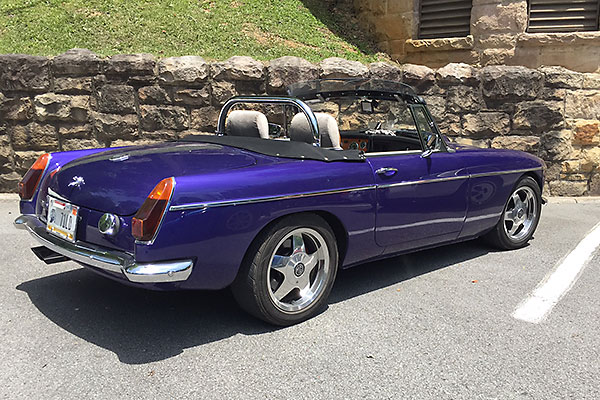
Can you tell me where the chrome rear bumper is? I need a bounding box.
[14,215,193,283]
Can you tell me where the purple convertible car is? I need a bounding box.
[15,79,544,325]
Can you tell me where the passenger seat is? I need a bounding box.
[289,112,342,149]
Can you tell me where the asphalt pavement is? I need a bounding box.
[1,196,599,399]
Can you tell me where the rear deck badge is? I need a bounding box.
[68,176,85,189]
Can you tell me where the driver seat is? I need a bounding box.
[289,113,342,149]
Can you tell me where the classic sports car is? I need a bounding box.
[15,79,544,325]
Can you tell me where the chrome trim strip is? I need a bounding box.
[168,167,542,212]
[366,149,444,157]
[378,174,469,189]
[169,185,377,211]
[377,217,465,232]
[379,167,543,189]
[124,261,193,283]
[465,213,500,223]
[14,215,193,283]
[366,150,422,157]
[348,227,375,236]
[469,167,542,179]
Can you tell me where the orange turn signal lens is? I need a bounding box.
[132,177,174,242]
[148,178,174,201]
[18,153,50,200]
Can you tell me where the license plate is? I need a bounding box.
[47,197,79,242]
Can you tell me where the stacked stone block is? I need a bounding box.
[1,49,599,195]
[353,0,600,73]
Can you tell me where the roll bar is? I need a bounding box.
[216,96,320,147]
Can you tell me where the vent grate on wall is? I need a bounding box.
[418,0,473,39]
[528,0,600,33]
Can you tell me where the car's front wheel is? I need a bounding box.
[231,214,338,326]
[485,176,542,250]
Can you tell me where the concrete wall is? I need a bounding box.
[1,49,600,195]
[354,0,600,72]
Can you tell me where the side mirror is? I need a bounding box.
[426,133,437,148]
[421,149,433,158]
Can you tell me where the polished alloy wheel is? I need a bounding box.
[267,228,330,313]
[503,186,538,242]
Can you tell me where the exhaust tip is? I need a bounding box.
[31,246,70,265]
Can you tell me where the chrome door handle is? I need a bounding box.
[375,167,398,177]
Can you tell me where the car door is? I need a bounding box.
[369,104,469,253]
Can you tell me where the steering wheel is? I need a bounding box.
[362,121,395,136]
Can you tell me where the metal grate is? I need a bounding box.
[528,0,600,32]
[418,0,473,39]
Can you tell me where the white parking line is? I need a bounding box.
[513,221,600,324]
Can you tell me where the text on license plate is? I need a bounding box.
[47,197,79,242]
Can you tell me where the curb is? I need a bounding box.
[546,196,600,204]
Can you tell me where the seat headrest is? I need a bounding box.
[226,110,269,139]
[289,112,341,149]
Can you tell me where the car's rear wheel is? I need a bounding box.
[231,214,338,326]
[485,176,542,250]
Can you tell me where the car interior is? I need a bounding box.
[224,95,442,154]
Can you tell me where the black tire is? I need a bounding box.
[485,176,542,250]
[231,214,339,326]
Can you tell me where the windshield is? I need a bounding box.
[305,97,417,134]
[287,78,417,100]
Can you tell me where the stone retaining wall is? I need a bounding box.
[1,49,599,195]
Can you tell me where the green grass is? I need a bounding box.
[0,0,386,62]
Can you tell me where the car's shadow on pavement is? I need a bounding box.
[329,240,493,304]
[17,240,491,365]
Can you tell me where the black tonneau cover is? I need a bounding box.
[180,135,366,162]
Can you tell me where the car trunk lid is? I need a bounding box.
[48,142,257,215]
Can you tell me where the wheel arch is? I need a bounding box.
[483,172,542,249]
[237,210,349,279]
[522,171,544,193]
[476,171,543,239]
[313,210,349,265]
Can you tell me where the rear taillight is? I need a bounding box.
[18,153,50,200]
[132,177,175,242]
